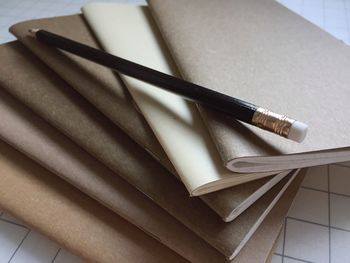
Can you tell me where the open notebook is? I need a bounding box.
[146,0,350,173]
[81,3,289,195]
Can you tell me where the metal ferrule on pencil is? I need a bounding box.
[252,107,295,138]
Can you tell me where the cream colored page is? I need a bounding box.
[82,3,273,194]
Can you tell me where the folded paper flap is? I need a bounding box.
[148,0,350,169]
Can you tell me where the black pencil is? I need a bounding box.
[28,29,307,142]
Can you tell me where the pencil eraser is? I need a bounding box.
[288,121,308,143]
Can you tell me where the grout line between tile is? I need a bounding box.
[331,225,350,232]
[275,252,315,263]
[51,248,61,263]
[281,218,287,263]
[286,216,345,231]
[8,229,30,263]
[0,217,28,229]
[301,186,328,194]
[329,191,350,199]
[286,216,350,233]
[301,185,350,199]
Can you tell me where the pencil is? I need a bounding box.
[28,29,307,142]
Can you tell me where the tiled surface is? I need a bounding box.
[330,194,350,230]
[280,0,350,45]
[288,188,329,225]
[52,249,83,263]
[9,231,60,263]
[1,0,350,262]
[284,257,309,263]
[0,212,83,263]
[0,219,28,263]
[272,254,283,263]
[330,228,350,263]
[275,227,286,255]
[329,165,350,196]
[284,219,329,263]
[274,165,350,263]
[302,165,328,191]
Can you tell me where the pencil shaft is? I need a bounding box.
[34,29,257,123]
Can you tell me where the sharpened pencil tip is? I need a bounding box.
[28,28,39,37]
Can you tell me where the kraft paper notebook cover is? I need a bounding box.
[0,60,222,263]
[0,137,306,263]
[0,140,186,263]
[11,14,287,222]
[0,41,301,262]
[1,32,294,259]
[148,0,350,173]
[0,49,282,263]
[81,3,281,196]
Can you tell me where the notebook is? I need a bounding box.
[147,0,350,173]
[11,14,288,222]
[0,137,305,263]
[2,23,296,259]
[0,139,186,263]
[0,48,221,262]
[81,3,282,195]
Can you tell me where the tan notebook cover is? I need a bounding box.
[148,0,350,172]
[0,60,222,262]
[0,138,305,262]
[12,14,286,222]
[0,137,303,263]
[0,140,185,263]
[2,29,293,259]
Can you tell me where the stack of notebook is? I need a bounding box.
[0,0,350,262]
